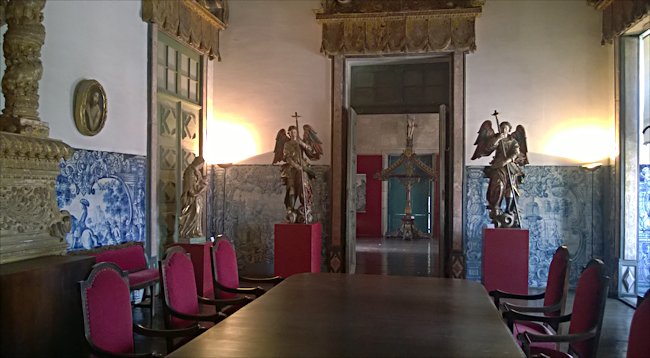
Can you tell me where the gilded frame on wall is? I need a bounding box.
[74,79,107,136]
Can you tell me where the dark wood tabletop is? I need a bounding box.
[168,273,524,357]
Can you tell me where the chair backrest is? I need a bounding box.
[542,246,570,317]
[568,259,609,358]
[627,289,650,358]
[92,243,147,272]
[160,247,200,328]
[211,236,240,299]
[80,262,134,355]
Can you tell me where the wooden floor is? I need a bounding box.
[132,237,635,357]
[355,236,439,276]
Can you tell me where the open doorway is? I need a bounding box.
[345,56,449,277]
[618,27,650,307]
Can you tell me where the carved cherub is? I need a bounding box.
[273,123,323,224]
[471,115,528,228]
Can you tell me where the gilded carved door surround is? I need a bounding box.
[317,0,483,277]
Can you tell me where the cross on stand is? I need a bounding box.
[374,117,436,240]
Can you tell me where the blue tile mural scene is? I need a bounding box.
[465,165,604,288]
[56,149,146,251]
[639,164,650,294]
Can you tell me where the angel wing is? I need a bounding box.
[272,129,288,164]
[302,124,323,161]
[511,125,529,165]
[471,120,496,160]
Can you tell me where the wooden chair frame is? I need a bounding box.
[514,259,610,358]
[80,262,200,358]
[159,247,249,352]
[210,235,283,299]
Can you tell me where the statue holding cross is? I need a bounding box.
[272,112,324,223]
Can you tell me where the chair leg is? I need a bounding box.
[149,283,155,324]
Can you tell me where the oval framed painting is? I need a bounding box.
[74,79,107,136]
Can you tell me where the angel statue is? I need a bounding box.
[471,111,528,228]
[272,113,323,224]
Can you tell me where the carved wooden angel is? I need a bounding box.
[272,124,323,224]
[471,117,528,228]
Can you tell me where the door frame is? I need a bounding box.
[330,52,466,277]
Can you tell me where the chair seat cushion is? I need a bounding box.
[529,346,572,358]
[514,321,558,351]
[93,245,147,272]
[127,268,159,289]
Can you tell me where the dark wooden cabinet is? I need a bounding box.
[1,255,95,357]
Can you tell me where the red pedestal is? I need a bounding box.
[274,223,321,277]
[482,228,529,295]
[174,242,213,297]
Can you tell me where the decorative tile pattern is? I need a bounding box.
[638,164,650,294]
[207,165,330,274]
[56,149,146,251]
[464,166,604,288]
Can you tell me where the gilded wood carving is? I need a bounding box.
[0,0,49,137]
[316,0,484,56]
[0,0,76,264]
[141,0,227,60]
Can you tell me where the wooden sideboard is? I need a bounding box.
[0,254,96,357]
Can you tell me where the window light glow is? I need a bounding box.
[542,122,615,164]
[204,115,258,165]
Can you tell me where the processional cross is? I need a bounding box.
[374,116,436,240]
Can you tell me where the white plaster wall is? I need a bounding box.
[466,0,614,166]
[211,0,330,164]
[41,1,148,155]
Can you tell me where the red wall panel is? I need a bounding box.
[356,155,382,238]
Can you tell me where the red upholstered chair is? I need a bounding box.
[499,246,570,333]
[159,246,248,351]
[516,259,609,358]
[92,243,160,323]
[627,289,650,358]
[80,262,200,357]
[210,235,283,299]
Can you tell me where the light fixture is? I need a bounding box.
[580,162,602,259]
[581,162,603,171]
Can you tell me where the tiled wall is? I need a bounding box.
[639,164,650,294]
[465,165,606,288]
[207,164,330,274]
[56,149,146,251]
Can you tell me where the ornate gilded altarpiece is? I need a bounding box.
[0,0,74,264]
[316,0,483,276]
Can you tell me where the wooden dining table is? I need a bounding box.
[168,273,524,357]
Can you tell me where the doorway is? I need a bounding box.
[618,28,650,306]
[346,56,449,277]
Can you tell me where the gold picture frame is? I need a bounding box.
[73,79,107,136]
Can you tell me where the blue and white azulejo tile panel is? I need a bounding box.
[56,149,146,251]
[638,164,650,294]
[464,166,603,288]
